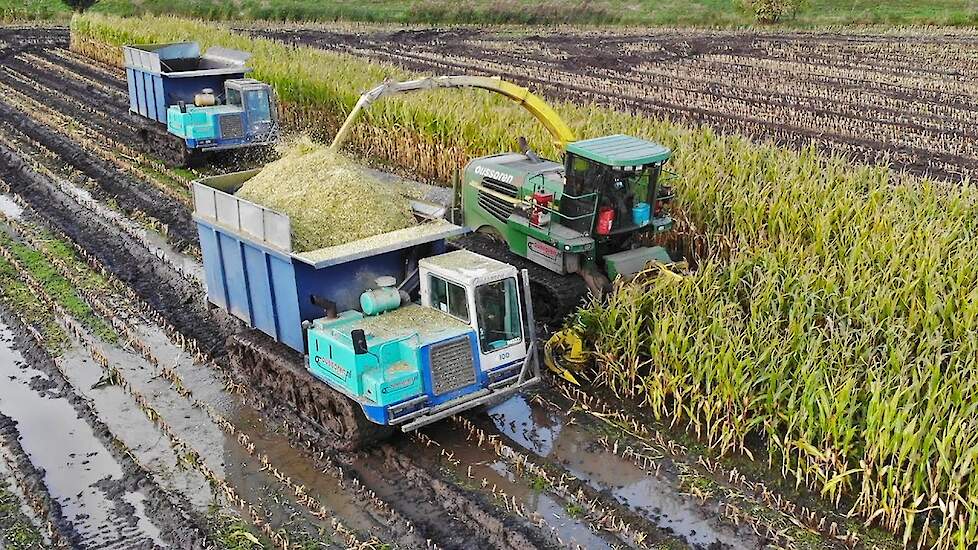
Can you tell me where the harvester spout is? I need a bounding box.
[329,75,577,154]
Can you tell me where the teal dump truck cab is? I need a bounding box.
[166,78,276,148]
[124,43,278,166]
[307,250,531,429]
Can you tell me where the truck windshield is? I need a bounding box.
[475,278,522,353]
[244,90,271,122]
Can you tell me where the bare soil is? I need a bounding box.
[251,24,978,182]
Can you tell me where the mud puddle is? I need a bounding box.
[490,395,752,549]
[57,345,217,513]
[0,193,23,220]
[0,443,48,543]
[129,319,386,536]
[430,427,615,549]
[89,327,312,530]
[235,407,390,535]
[0,318,167,547]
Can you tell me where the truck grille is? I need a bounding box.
[219,113,245,139]
[429,337,476,395]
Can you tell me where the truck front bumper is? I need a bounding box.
[395,343,540,432]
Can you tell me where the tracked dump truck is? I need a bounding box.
[329,76,676,323]
[192,170,540,449]
[124,42,278,167]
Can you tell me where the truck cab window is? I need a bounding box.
[245,90,271,122]
[227,88,241,106]
[429,275,469,322]
[475,278,522,353]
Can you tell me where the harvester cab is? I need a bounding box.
[463,134,675,294]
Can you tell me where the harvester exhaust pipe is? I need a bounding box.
[518,136,540,163]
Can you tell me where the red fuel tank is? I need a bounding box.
[596,206,615,235]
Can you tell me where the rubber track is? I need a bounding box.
[227,329,395,451]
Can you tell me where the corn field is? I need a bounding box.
[69,13,978,549]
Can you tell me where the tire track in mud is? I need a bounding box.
[0,305,209,549]
[0,408,74,548]
[44,45,129,91]
[0,73,198,248]
[549,384,869,548]
[5,212,403,549]
[26,49,129,99]
[0,74,196,217]
[0,248,322,550]
[0,26,67,62]
[0,63,134,149]
[0,241,291,549]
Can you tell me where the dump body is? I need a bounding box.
[192,169,465,352]
[124,43,249,125]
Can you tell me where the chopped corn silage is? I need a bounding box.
[236,138,415,252]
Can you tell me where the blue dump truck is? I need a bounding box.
[192,170,541,449]
[124,42,278,167]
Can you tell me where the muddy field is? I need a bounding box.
[252,25,978,182]
[0,24,901,549]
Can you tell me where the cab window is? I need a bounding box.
[475,278,522,352]
[226,88,241,106]
[429,275,469,322]
[245,90,271,122]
